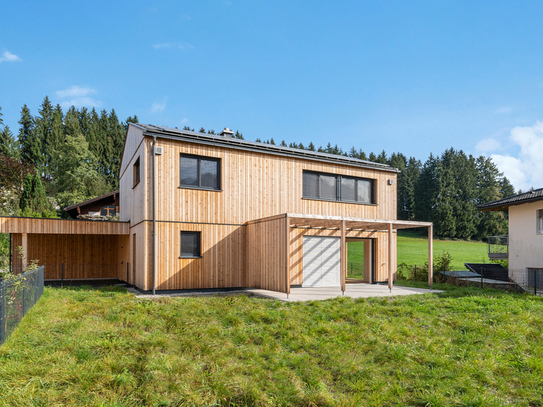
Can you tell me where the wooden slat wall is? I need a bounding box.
[247,217,288,293]
[0,217,129,235]
[152,222,246,291]
[151,139,397,225]
[9,234,129,280]
[289,228,397,285]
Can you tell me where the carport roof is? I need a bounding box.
[248,213,432,231]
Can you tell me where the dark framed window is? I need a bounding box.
[133,157,140,187]
[180,154,220,190]
[303,170,374,204]
[180,231,201,258]
[537,210,543,234]
[100,205,116,216]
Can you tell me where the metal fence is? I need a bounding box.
[1,266,45,345]
[347,262,364,279]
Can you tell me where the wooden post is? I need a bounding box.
[341,220,346,294]
[388,223,393,291]
[21,233,28,272]
[428,224,433,288]
[285,215,291,298]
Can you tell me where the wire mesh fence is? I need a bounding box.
[1,266,45,345]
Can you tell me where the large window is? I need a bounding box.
[180,231,201,258]
[180,154,220,190]
[100,205,116,216]
[537,210,543,234]
[303,171,374,204]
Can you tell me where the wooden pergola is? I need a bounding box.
[285,214,433,294]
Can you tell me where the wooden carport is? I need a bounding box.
[0,216,130,281]
[247,213,433,296]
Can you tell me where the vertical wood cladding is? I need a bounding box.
[10,233,129,280]
[247,217,288,293]
[151,138,397,224]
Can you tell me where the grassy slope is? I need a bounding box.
[348,230,489,271]
[1,286,542,406]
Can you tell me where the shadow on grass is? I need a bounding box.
[47,285,129,294]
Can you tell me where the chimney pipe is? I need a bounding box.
[219,127,234,138]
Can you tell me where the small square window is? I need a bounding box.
[133,157,140,187]
[537,210,543,234]
[180,231,201,258]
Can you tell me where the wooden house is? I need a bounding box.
[1,123,433,293]
[119,124,433,294]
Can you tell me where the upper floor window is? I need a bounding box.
[133,157,140,188]
[537,209,543,234]
[180,154,220,191]
[303,170,374,204]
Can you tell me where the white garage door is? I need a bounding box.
[302,236,341,287]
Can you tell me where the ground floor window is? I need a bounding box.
[180,231,201,258]
[527,268,543,291]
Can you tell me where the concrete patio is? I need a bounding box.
[247,284,441,302]
[129,284,441,301]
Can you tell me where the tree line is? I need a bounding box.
[1,98,514,239]
[0,97,137,216]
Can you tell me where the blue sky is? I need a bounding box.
[2,1,543,190]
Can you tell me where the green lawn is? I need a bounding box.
[1,285,542,406]
[348,230,489,272]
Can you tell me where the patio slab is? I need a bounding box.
[246,284,441,302]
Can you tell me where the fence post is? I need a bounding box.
[414,265,417,280]
[535,270,537,296]
[0,281,5,345]
[127,262,130,287]
[350,262,352,276]
[61,263,64,288]
[481,266,484,289]
[22,282,26,316]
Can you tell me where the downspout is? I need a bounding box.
[152,135,157,295]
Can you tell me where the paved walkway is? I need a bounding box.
[129,284,440,302]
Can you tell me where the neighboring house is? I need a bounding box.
[1,123,433,293]
[478,188,543,287]
[64,190,119,219]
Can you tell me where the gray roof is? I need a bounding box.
[477,187,543,211]
[134,123,400,173]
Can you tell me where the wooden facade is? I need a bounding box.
[1,216,129,280]
[118,124,432,292]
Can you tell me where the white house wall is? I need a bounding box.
[508,201,543,284]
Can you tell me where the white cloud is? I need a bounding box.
[56,85,96,98]
[151,98,167,113]
[0,51,22,63]
[489,121,543,191]
[476,138,501,152]
[180,118,189,125]
[153,42,194,50]
[56,86,101,108]
[60,97,102,109]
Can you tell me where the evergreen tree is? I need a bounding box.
[199,127,206,133]
[207,129,215,135]
[270,138,276,145]
[299,143,305,150]
[452,151,478,239]
[434,149,457,238]
[398,157,420,220]
[414,153,439,223]
[108,109,125,188]
[20,173,53,217]
[307,142,316,151]
[376,150,388,164]
[255,138,261,143]
[280,140,287,147]
[35,96,54,172]
[0,126,17,157]
[18,104,41,167]
[234,130,243,139]
[124,115,139,131]
[368,152,377,162]
[79,107,90,137]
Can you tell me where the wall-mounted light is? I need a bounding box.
[388,179,394,185]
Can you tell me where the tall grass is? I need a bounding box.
[1,285,542,406]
